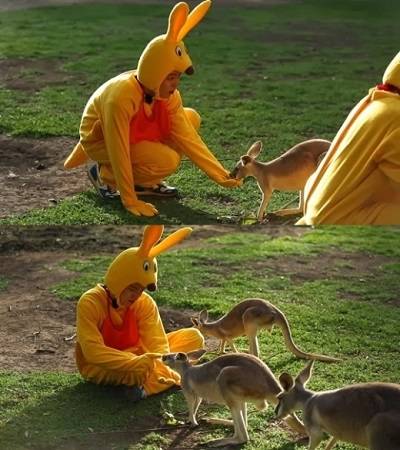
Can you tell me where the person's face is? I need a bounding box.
[119,283,145,308]
[159,71,181,98]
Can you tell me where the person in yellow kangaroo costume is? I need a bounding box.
[298,51,400,225]
[75,225,204,398]
[64,0,239,217]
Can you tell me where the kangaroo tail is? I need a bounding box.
[276,312,340,363]
[64,142,89,169]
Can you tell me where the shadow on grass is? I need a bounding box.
[0,374,307,450]
[0,379,171,450]
[88,191,219,225]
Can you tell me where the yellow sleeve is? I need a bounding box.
[377,128,400,184]
[100,88,139,208]
[167,91,231,185]
[135,294,169,354]
[77,292,154,377]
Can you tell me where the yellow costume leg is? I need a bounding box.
[130,141,181,187]
[143,328,204,395]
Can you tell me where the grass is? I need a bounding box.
[1,226,399,449]
[1,0,400,223]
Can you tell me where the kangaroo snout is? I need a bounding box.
[147,283,157,292]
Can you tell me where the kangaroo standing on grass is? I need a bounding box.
[191,298,340,362]
[162,350,306,447]
[229,139,331,222]
[276,361,400,450]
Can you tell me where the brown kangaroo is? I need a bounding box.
[191,298,340,362]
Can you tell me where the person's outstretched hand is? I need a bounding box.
[131,353,162,385]
[126,200,158,217]
[218,175,243,188]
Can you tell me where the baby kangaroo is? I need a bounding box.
[162,350,306,447]
[276,361,400,450]
[230,139,331,222]
[191,298,339,362]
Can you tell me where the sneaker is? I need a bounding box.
[123,385,147,402]
[135,181,178,198]
[87,163,119,199]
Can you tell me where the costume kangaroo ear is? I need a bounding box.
[166,2,190,43]
[178,0,212,41]
[247,141,263,159]
[149,227,192,258]
[138,225,164,257]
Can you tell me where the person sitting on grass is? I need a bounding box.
[75,225,204,400]
[64,0,240,217]
[298,50,400,225]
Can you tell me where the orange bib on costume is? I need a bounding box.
[130,100,171,144]
[101,304,139,350]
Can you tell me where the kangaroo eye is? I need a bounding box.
[154,262,157,273]
[143,261,149,271]
[175,46,183,57]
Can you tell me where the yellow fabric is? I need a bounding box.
[298,51,400,225]
[98,106,198,189]
[76,285,204,394]
[64,71,237,210]
[104,225,191,301]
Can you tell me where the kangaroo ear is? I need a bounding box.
[176,352,188,361]
[241,155,252,165]
[295,360,314,387]
[149,227,192,258]
[166,2,189,43]
[177,0,212,41]
[186,348,207,362]
[279,373,294,391]
[138,225,164,257]
[247,141,263,159]
[199,309,208,322]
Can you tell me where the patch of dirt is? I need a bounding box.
[0,134,88,218]
[249,251,394,284]
[0,58,87,92]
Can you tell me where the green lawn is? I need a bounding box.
[1,0,399,224]
[1,226,399,449]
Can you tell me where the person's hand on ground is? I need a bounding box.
[126,200,158,217]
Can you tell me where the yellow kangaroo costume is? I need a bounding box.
[298,51,400,225]
[64,0,238,217]
[76,225,204,395]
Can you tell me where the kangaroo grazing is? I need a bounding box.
[276,361,400,450]
[229,139,331,222]
[162,350,306,447]
[191,298,340,362]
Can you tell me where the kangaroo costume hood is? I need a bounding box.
[105,225,192,301]
[137,1,211,97]
[298,51,400,225]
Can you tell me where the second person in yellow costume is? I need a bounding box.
[75,225,204,398]
[298,50,400,225]
[64,1,240,217]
